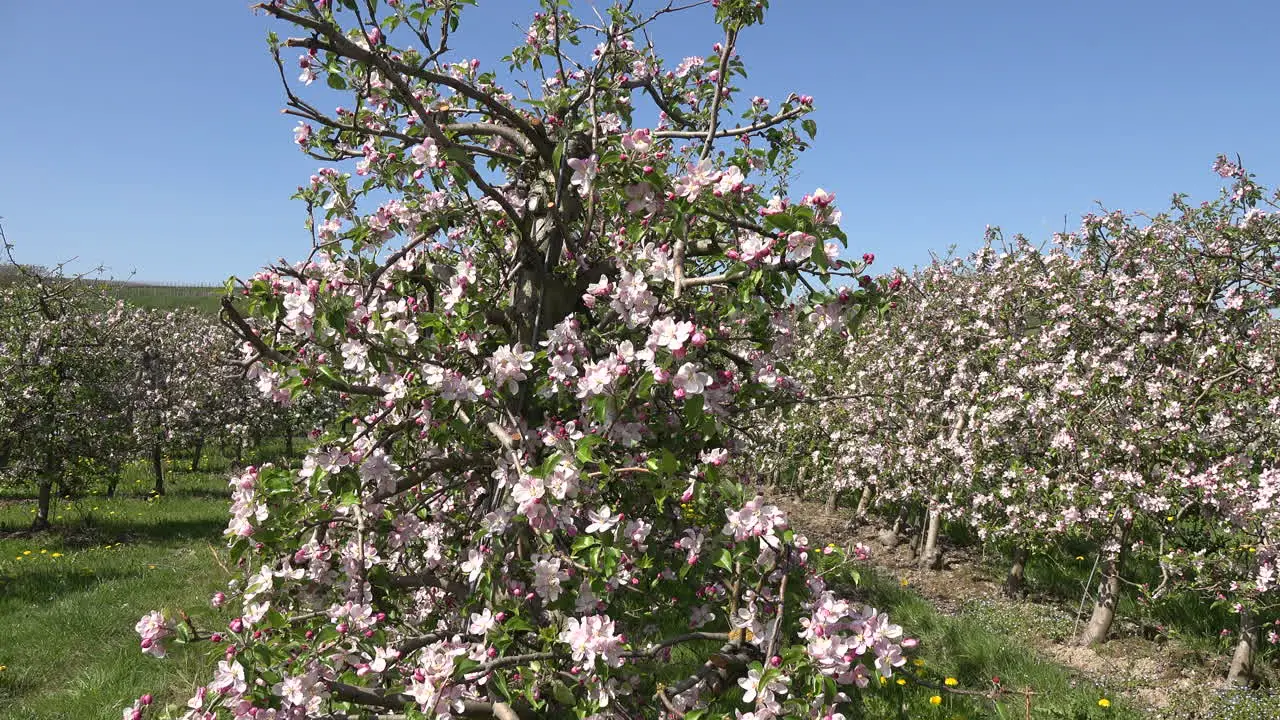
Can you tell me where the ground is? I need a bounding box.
[774,494,1274,719]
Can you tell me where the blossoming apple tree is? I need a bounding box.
[132,1,917,718]
[0,258,137,526]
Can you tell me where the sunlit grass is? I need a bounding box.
[0,463,233,720]
[850,566,1139,719]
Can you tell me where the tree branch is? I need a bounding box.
[652,106,809,140]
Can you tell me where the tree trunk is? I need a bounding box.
[285,426,295,459]
[33,479,52,530]
[1077,520,1130,646]
[824,487,838,513]
[152,444,165,496]
[764,468,778,495]
[32,452,57,530]
[1004,546,1030,597]
[190,436,204,472]
[919,506,943,570]
[891,507,907,537]
[854,485,872,518]
[1227,607,1258,686]
[106,459,121,499]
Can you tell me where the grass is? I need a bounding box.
[0,455,246,720]
[848,567,1135,720]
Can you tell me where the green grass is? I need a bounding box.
[850,568,1138,720]
[0,464,232,720]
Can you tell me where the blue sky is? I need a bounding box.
[2,1,1277,284]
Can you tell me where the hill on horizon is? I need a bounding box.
[0,264,226,314]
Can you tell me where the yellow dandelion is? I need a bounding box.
[22,551,31,556]
[896,678,907,686]
[944,677,958,686]
[39,549,47,554]
[0,665,6,671]
[930,695,942,705]
[879,676,888,686]
[1098,698,1111,708]
[913,658,925,667]
[901,578,910,586]
[51,553,62,558]
[148,565,156,570]
[1075,556,1084,561]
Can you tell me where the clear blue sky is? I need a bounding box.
[2,1,1277,284]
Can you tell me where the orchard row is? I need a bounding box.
[0,268,329,527]
[759,159,1280,685]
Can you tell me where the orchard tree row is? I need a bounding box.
[0,258,326,528]
[760,159,1280,685]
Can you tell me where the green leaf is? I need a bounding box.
[552,140,566,178]
[714,548,734,571]
[576,434,603,463]
[549,679,576,706]
[326,73,347,91]
[658,448,680,477]
[763,213,796,232]
[504,616,535,634]
[683,394,705,428]
[802,118,817,140]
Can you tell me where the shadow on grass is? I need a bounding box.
[160,487,231,502]
[0,515,226,549]
[100,517,228,544]
[0,565,131,606]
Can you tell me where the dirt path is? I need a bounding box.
[774,496,1227,716]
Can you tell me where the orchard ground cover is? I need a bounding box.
[0,449,288,720]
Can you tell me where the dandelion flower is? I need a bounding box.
[930,695,942,705]
[944,677,958,686]
[1098,698,1111,708]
